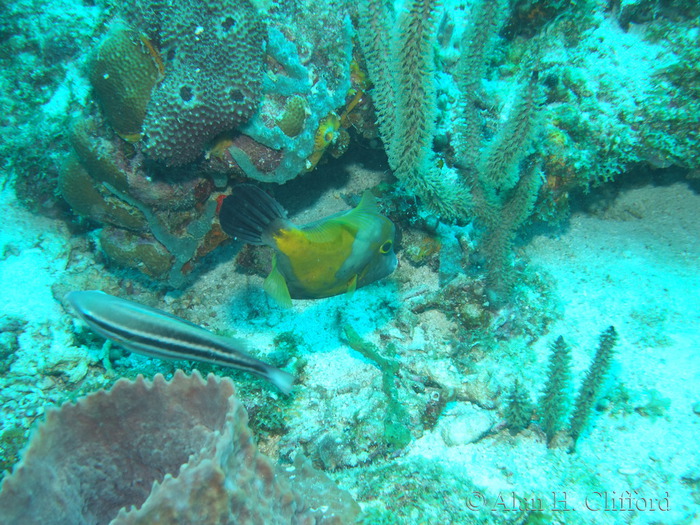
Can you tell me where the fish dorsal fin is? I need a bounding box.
[299,220,345,244]
[335,191,384,230]
[263,255,293,308]
[356,190,379,213]
[298,191,382,242]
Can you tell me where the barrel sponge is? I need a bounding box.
[0,371,360,524]
[89,28,163,142]
[133,0,265,166]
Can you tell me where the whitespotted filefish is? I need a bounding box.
[66,290,293,394]
[218,184,397,307]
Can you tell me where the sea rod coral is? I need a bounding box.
[0,371,359,524]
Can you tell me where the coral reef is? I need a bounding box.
[58,117,220,284]
[4,0,700,293]
[3,0,700,520]
[356,0,700,298]
[210,10,356,184]
[9,0,689,286]
[0,371,360,524]
[115,0,266,166]
[46,0,363,280]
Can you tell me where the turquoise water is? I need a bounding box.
[0,0,699,523]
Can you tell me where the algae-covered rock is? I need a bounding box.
[69,119,131,193]
[100,227,173,279]
[58,157,147,231]
[438,403,496,446]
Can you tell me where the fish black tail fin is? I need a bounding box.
[218,184,287,245]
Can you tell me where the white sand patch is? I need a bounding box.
[0,188,71,324]
[396,181,699,523]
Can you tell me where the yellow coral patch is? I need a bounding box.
[276,95,308,137]
[207,135,237,159]
[140,34,166,78]
[305,112,341,171]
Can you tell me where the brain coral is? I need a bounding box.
[119,0,266,166]
[0,371,360,524]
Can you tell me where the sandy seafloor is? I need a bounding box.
[0,161,698,524]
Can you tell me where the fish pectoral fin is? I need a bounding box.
[263,256,293,308]
[346,274,358,298]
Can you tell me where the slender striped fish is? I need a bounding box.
[65,290,293,394]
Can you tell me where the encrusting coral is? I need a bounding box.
[88,27,164,143]
[0,371,360,524]
[213,14,356,184]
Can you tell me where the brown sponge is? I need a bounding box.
[0,371,360,524]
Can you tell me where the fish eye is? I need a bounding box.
[379,240,393,254]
